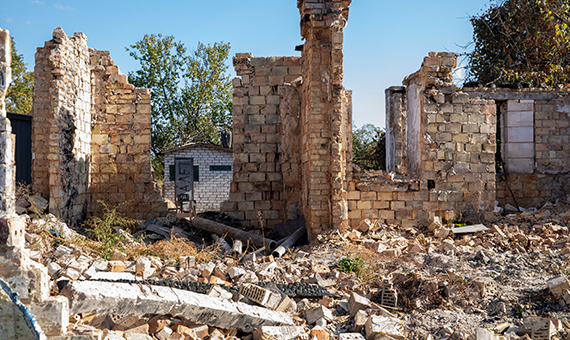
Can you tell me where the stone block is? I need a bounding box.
[26,296,69,336]
[348,292,371,316]
[305,305,333,325]
[365,315,405,340]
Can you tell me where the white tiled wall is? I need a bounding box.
[504,100,535,173]
[163,146,233,212]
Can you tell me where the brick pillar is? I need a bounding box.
[298,0,351,238]
[0,29,15,215]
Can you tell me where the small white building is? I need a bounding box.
[162,143,233,212]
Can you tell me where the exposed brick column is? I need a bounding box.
[298,0,351,238]
[32,28,91,227]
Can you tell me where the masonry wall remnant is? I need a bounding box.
[220,55,304,229]
[0,28,15,214]
[224,0,501,236]
[222,0,353,237]
[0,27,67,337]
[462,88,570,208]
[32,28,166,226]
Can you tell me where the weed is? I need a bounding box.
[515,304,524,317]
[83,201,138,260]
[337,256,365,277]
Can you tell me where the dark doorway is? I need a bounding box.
[7,112,32,187]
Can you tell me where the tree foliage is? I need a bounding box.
[352,124,385,171]
[126,34,232,178]
[466,0,570,87]
[6,37,34,114]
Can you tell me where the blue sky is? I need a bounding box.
[0,0,490,129]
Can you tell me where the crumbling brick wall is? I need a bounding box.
[89,50,166,220]
[32,28,92,227]
[298,0,352,235]
[355,53,497,226]
[463,88,570,208]
[221,54,303,229]
[222,0,353,237]
[32,28,166,226]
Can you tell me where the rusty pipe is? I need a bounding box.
[192,217,276,250]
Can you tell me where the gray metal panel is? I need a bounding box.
[175,158,194,201]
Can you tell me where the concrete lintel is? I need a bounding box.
[61,281,294,332]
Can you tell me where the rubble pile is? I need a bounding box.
[19,197,570,340]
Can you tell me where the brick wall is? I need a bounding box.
[220,54,303,229]
[89,50,166,220]
[358,52,497,227]
[464,88,570,208]
[163,145,232,212]
[298,0,352,236]
[32,28,92,227]
[32,28,166,225]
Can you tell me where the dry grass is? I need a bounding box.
[129,234,220,263]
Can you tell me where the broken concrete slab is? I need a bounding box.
[61,281,294,332]
[451,224,488,234]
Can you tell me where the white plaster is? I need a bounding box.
[406,82,421,175]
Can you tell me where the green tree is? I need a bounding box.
[466,0,570,87]
[126,34,232,179]
[352,124,385,171]
[6,36,34,114]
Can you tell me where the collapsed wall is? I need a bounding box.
[32,28,166,226]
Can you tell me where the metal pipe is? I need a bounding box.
[232,239,243,255]
[211,234,231,252]
[272,226,306,258]
[192,217,276,250]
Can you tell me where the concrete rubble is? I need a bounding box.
[3,193,568,339]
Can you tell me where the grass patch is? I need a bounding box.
[337,256,365,277]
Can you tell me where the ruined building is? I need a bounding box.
[222,0,496,236]
[0,0,568,242]
[223,0,570,239]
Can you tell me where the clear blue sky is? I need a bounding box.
[0,0,490,129]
